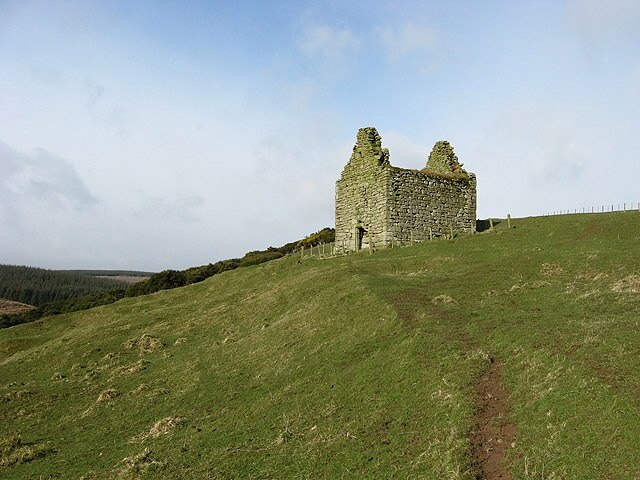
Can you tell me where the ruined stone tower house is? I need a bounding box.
[335,127,477,252]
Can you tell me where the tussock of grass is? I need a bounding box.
[0,435,53,467]
[123,334,164,354]
[611,274,640,293]
[129,417,184,443]
[575,271,608,282]
[539,262,564,277]
[96,389,119,403]
[129,384,148,396]
[509,280,551,292]
[2,390,34,402]
[109,359,149,381]
[466,349,492,363]
[118,448,164,477]
[432,294,456,304]
[101,352,117,362]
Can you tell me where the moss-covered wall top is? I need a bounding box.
[425,141,467,177]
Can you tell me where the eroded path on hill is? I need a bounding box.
[470,359,515,480]
[383,286,515,480]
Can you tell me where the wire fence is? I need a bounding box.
[545,202,640,216]
[299,242,337,259]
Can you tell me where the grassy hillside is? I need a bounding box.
[1,213,639,479]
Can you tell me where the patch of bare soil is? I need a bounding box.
[470,359,515,480]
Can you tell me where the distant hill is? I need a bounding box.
[0,265,128,306]
[0,213,638,478]
[61,270,155,285]
[61,270,155,278]
[0,298,35,315]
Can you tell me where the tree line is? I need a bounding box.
[1,227,335,329]
[0,265,129,306]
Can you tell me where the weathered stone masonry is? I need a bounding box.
[335,127,476,252]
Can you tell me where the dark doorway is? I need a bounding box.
[357,227,366,250]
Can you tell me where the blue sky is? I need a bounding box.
[1,0,639,270]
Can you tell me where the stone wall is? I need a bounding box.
[335,127,476,252]
[388,167,476,243]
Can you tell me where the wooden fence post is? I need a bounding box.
[429,227,433,241]
[507,214,512,229]
[489,218,494,230]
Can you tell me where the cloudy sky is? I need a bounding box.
[1,0,639,271]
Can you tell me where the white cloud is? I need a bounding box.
[569,0,640,39]
[297,24,360,79]
[0,141,103,268]
[133,195,205,224]
[632,66,640,103]
[30,65,65,85]
[0,141,98,211]
[378,23,437,61]
[568,0,640,61]
[298,24,360,59]
[84,78,128,137]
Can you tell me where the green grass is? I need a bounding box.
[1,212,639,479]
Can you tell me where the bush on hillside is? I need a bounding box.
[296,228,335,249]
[126,270,187,297]
[239,250,284,267]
